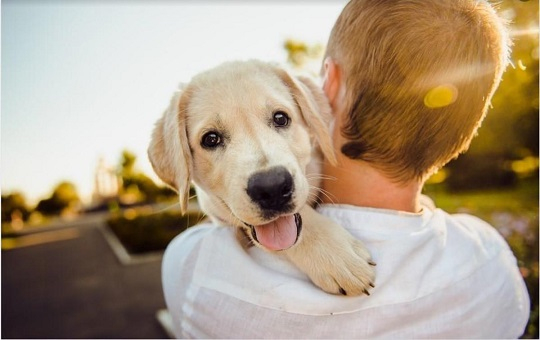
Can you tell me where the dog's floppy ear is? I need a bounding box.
[275,68,337,166]
[148,86,193,213]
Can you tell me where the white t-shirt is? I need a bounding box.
[162,202,530,338]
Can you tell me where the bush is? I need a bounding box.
[107,209,205,254]
[1,193,30,222]
[35,181,80,216]
[446,153,517,192]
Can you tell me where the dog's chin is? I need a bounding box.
[243,213,302,251]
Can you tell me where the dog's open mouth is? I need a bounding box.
[246,213,302,251]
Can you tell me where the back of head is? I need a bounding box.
[325,0,510,182]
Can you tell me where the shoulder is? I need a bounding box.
[432,210,530,335]
[443,211,512,257]
[162,223,236,286]
[162,222,309,300]
[161,223,250,337]
[163,223,216,263]
[161,224,216,302]
[426,209,522,287]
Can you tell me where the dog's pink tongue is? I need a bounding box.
[254,215,297,251]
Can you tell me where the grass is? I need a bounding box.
[424,178,538,218]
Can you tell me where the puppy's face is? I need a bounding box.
[188,62,312,226]
[149,61,335,251]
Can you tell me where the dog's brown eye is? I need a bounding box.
[201,132,222,148]
[273,111,290,127]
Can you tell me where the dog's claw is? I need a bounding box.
[284,207,376,297]
[368,260,377,266]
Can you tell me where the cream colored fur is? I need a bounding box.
[148,60,374,295]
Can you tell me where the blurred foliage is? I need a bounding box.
[35,181,80,216]
[445,153,518,191]
[1,150,178,223]
[284,39,324,74]
[446,0,539,189]
[118,150,176,204]
[1,192,30,223]
[107,208,205,254]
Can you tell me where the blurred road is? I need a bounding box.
[2,215,169,339]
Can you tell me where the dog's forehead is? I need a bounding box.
[187,64,297,125]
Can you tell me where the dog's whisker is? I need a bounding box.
[306,173,337,182]
[195,212,208,225]
[150,201,181,215]
[307,192,319,203]
[314,186,338,205]
[226,209,243,227]
[307,186,322,202]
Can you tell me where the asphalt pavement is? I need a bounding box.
[2,215,170,339]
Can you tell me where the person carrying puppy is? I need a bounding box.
[162,0,530,337]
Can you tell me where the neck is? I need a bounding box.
[320,156,423,213]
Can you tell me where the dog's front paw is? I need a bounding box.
[283,206,376,296]
[308,235,376,296]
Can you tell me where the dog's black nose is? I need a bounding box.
[247,166,294,211]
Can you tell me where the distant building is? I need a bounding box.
[92,157,120,204]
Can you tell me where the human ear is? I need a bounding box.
[322,57,342,111]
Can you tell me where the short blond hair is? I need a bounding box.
[325,0,510,181]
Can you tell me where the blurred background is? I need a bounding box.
[1,0,538,338]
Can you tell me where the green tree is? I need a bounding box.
[1,192,30,222]
[445,0,539,189]
[118,150,175,203]
[121,150,137,177]
[467,0,539,157]
[283,39,324,74]
[35,181,80,216]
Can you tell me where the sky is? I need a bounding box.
[1,0,348,205]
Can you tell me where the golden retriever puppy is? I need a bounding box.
[148,60,375,295]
